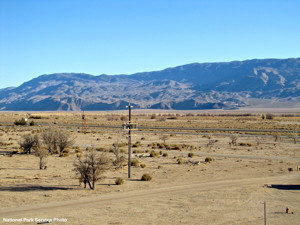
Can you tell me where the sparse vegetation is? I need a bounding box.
[149,150,159,158]
[111,142,126,168]
[73,151,110,190]
[34,147,48,169]
[141,174,152,181]
[20,134,40,154]
[130,159,140,167]
[14,118,27,126]
[177,158,184,164]
[205,157,213,163]
[140,163,146,168]
[188,153,194,158]
[266,113,274,120]
[115,177,124,185]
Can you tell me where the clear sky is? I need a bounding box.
[0,0,299,88]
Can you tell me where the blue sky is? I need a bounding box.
[0,0,299,88]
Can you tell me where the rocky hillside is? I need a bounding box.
[0,58,299,110]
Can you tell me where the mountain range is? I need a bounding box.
[0,58,299,111]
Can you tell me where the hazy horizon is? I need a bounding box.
[1,0,300,88]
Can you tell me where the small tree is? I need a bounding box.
[111,142,126,168]
[20,134,40,154]
[288,133,298,144]
[42,129,74,156]
[34,147,48,169]
[42,129,58,154]
[74,151,110,190]
[56,130,75,157]
[159,135,169,143]
[230,135,238,146]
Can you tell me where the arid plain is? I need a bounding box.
[0,110,299,225]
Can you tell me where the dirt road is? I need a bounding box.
[1,174,299,225]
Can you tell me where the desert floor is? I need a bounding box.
[0,110,299,225]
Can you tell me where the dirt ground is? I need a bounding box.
[0,111,299,225]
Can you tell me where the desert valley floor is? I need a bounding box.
[0,110,299,225]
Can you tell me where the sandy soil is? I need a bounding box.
[0,112,299,225]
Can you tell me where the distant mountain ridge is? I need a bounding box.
[0,58,299,111]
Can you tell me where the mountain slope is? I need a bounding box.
[0,58,299,111]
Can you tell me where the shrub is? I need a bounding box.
[29,121,35,126]
[162,153,168,157]
[133,150,141,154]
[150,114,156,119]
[75,146,82,153]
[188,153,194,158]
[132,141,141,148]
[158,143,165,149]
[173,144,182,150]
[141,174,152,181]
[177,158,184,164]
[131,159,140,167]
[205,157,213,163]
[149,150,159,158]
[74,151,110,190]
[20,134,40,154]
[29,115,42,119]
[140,163,146,168]
[14,118,27,126]
[34,147,48,169]
[239,143,252,147]
[266,113,274,120]
[115,177,124,185]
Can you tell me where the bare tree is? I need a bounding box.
[56,130,75,157]
[42,129,74,156]
[111,142,126,168]
[230,135,238,146]
[288,133,298,144]
[20,134,40,154]
[74,151,110,190]
[34,147,48,169]
[159,135,169,143]
[42,129,58,154]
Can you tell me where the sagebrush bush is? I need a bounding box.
[132,141,141,148]
[115,177,124,185]
[205,157,213,163]
[75,146,82,153]
[149,150,159,157]
[140,163,146,168]
[14,118,27,126]
[266,113,274,120]
[162,153,168,157]
[239,143,252,147]
[131,159,140,167]
[141,174,152,181]
[177,158,184,164]
[188,153,194,158]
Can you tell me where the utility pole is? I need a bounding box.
[81,111,87,134]
[126,104,133,178]
[263,201,267,225]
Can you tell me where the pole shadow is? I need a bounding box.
[268,184,300,190]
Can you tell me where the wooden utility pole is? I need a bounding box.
[81,111,87,134]
[263,201,267,225]
[126,104,133,178]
